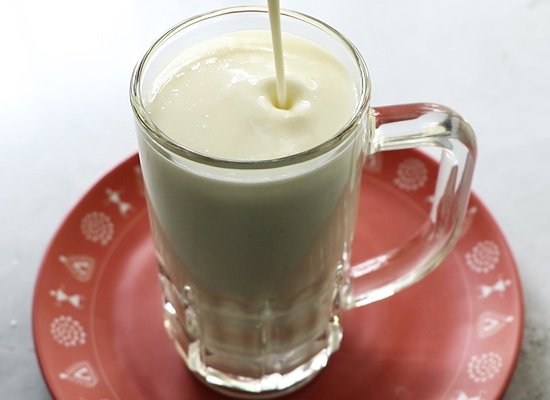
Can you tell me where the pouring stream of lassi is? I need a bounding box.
[267,0,288,109]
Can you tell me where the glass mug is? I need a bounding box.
[130,6,476,398]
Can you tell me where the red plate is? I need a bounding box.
[33,150,523,400]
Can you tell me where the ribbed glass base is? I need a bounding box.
[163,304,343,399]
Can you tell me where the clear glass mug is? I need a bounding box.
[130,6,476,399]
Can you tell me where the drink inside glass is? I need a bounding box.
[130,5,476,399]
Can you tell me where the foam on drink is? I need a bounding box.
[146,30,357,160]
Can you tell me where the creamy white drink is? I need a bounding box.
[138,30,363,379]
[146,31,356,160]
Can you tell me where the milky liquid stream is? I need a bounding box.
[268,0,288,109]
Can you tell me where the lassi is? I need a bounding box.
[135,13,366,394]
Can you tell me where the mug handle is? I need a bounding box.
[345,103,477,308]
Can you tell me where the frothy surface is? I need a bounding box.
[146,31,357,161]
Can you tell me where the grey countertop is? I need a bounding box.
[2,0,549,398]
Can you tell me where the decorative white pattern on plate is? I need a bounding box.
[452,391,485,400]
[50,286,84,309]
[50,316,86,347]
[80,211,114,245]
[465,241,500,274]
[106,188,133,216]
[477,311,514,338]
[460,206,479,237]
[59,255,95,282]
[59,361,98,388]
[478,278,512,299]
[467,352,503,383]
[364,153,383,173]
[394,158,428,190]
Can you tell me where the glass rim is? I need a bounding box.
[130,6,371,169]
